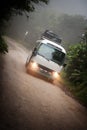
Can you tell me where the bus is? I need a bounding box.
[26,31,66,83]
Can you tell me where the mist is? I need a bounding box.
[5,0,87,49]
[49,0,87,16]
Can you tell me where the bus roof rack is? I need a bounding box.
[41,30,62,44]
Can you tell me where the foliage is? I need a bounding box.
[74,86,87,106]
[0,36,8,54]
[0,0,49,20]
[0,0,49,53]
[64,32,87,106]
[46,30,87,106]
[66,42,87,86]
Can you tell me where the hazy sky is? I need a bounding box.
[40,0,87,17]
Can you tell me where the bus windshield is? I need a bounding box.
[37,43,65,65]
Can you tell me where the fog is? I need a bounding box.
[49,0,87,16]
[5,0,87,49]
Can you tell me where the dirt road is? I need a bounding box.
[0,37,87,130]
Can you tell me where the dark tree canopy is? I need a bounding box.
[0,0,49,53]
[0,0,49,24]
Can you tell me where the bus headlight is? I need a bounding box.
[30,62,38,70]
[52,71,59,79]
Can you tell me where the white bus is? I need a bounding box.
[26,38,66,83]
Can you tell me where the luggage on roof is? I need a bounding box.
[41,30,62,44]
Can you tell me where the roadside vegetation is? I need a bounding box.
[0,36,8,54]
[61,31,87,107]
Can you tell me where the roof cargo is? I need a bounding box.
[41,30,62,44]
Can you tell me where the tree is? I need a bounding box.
[81,31,87,44]
[66,31,87,86]
[65,31,87,106]
[0,36,8,54]
[0,0,49,54]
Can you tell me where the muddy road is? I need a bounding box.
[0,37,87,130]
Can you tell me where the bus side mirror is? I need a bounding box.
[32,48,37,56]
